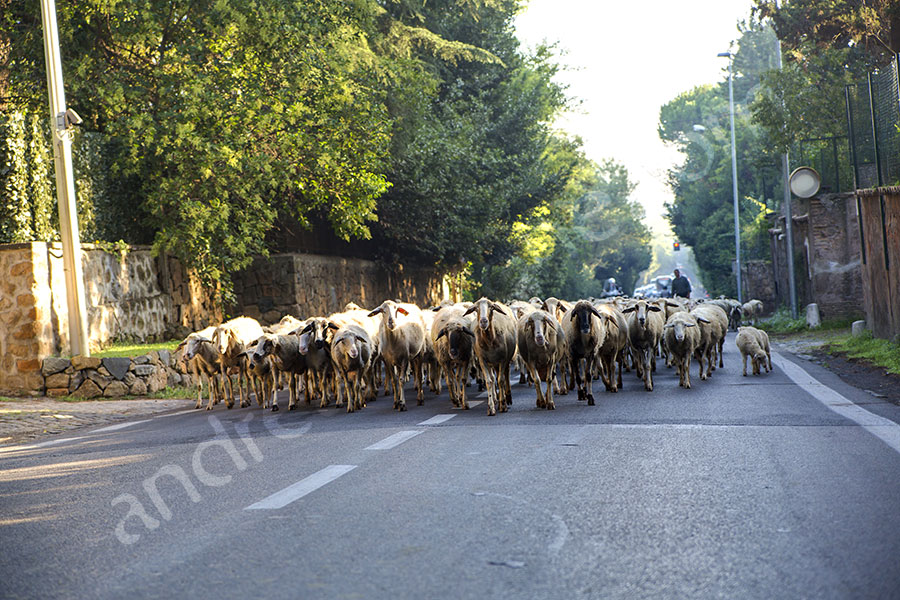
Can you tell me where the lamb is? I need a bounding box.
[736,326,771,376]
[561,300,607,405]
[367,300,427,412]
[464,297,518,416]
[212,316,265,409]
[329,323,374,412]
[178,326,222,411]
[622,299,664,391]
[516,309,566,410]
[432,304,477,409]
[663,312,702,388]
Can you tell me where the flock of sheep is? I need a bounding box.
[176,296,771,416]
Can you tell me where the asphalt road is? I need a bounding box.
[2,335,900,600]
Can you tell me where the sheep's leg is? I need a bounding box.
[220,366,234,409]
[585,354,596,405]
[717,339,724,368]
[414,357,425,406]
[544,363,555,410]
[502,361,512,407]
[482,363,496,416]
[392,364,407,412]
[642,349,653,392]
[529,364,544,408]
[741,353,748,376]
[458,366,469,410]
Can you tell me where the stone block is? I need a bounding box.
[851,320,867,337]
[72,356,102,370]
[46,387,69,398]
[129,379,148,396]
[103,381,129,397]
[69,371,84,392]
[16,358,41,373]
[16,293,35,307]
[42,357,71,376]
[13,322,39,340]
[75,379,103,399]
[45,373,70,389]
[102,357,132,381]
[134,365,155,377]
[133,355,151,365]
[147,369,167,393]
[167,371,182,388]
[805,303,821,328]
[97,366,111,377]
[10,262,31,277]
[86,370,113,389]
[123,372,137,386]
[158,349,171,367]
[147,351,160,364]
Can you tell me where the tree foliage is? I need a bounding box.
[1,0,652,302]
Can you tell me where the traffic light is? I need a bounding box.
[673,241,681,252]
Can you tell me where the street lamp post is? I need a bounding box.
[719,51,742,304]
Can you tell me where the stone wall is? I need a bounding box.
[768,193,864,320]
[0,242,219,395]
[233,253,447,323]
[741,260,776,314]
[40,351,191,398]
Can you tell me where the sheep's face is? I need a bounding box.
[665,319,695,342]
[368,301,408,331]
[529,313,553,347]
[464,298,505,331]
[437,324,474,360]
[623,301,661,327]
[298,319,329,354]
[570,302,602,335]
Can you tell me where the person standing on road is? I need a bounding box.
[672,269,692,299]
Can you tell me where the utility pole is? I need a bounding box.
[40,0,90,356]
[719,51,743,304]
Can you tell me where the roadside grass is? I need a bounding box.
[759,307,858,336]
[93,340,181,358]
[0,396,27,403]
[58,385,196,403]
[824,332,900,375]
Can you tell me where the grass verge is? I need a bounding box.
[759,307,859,336]
[823,332,900,375]
[57,385,196,403]
[93,341,180,358]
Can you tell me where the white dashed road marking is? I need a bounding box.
[93,419,151,433]
[418,414,456,426]
[245,465,358,510]
[365,430,423,450]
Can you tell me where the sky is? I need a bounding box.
[514,0,756,240]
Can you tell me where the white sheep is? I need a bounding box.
[329,323,374,413]
[367,300,427,412]
[593,302,629,393]
[663,312,702,389]
[464,297,517,416]
[516,309,566,410]
[736,326,771,376]
[178,326,222,411]
[212,316,265,409]
[622,299,664,391]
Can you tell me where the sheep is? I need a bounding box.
[736,326,771,376]
[329,323,374,412]
[663,312,702,388]
[248,330,307,411]
[432,304,477,409]
[622,299,664,391]
[367,300,427,412]
[741,299,764,326]
[691,304,729,374]
[517,309,566,410]
[464,297,518,416]
[509,300,538,384]
[708,298,742,331]
[327,307,383,406]
[242,349,276,410]
[295,317,336,408]
[561,300,607,405]
[212,316,265,409]
[421,307,442,395]
[593,302,628,393]
[178,326,222,411]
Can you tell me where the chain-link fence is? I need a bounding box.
[846,53,900,189]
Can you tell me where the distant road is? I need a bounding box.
[2,336,900,599]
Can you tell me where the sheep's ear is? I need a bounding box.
[396,306,409,316]
[366,308,381,318]
[461,328,475,337]
[569,310,578,321]
[436,328,447,340]
[685,323,696,327]
[664,323,674,329]
[666,302,679,308]
[588,305,603,320]
[431,305,442,311]
[697,317,710,324]
[327,322,340,331]
[541,301,551,312]
[489,302,506,315]
[648,305,662,312]
[462,305,476,316]
[622,306,636,313]
[176,340,187,351]
[247,339,259,347]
